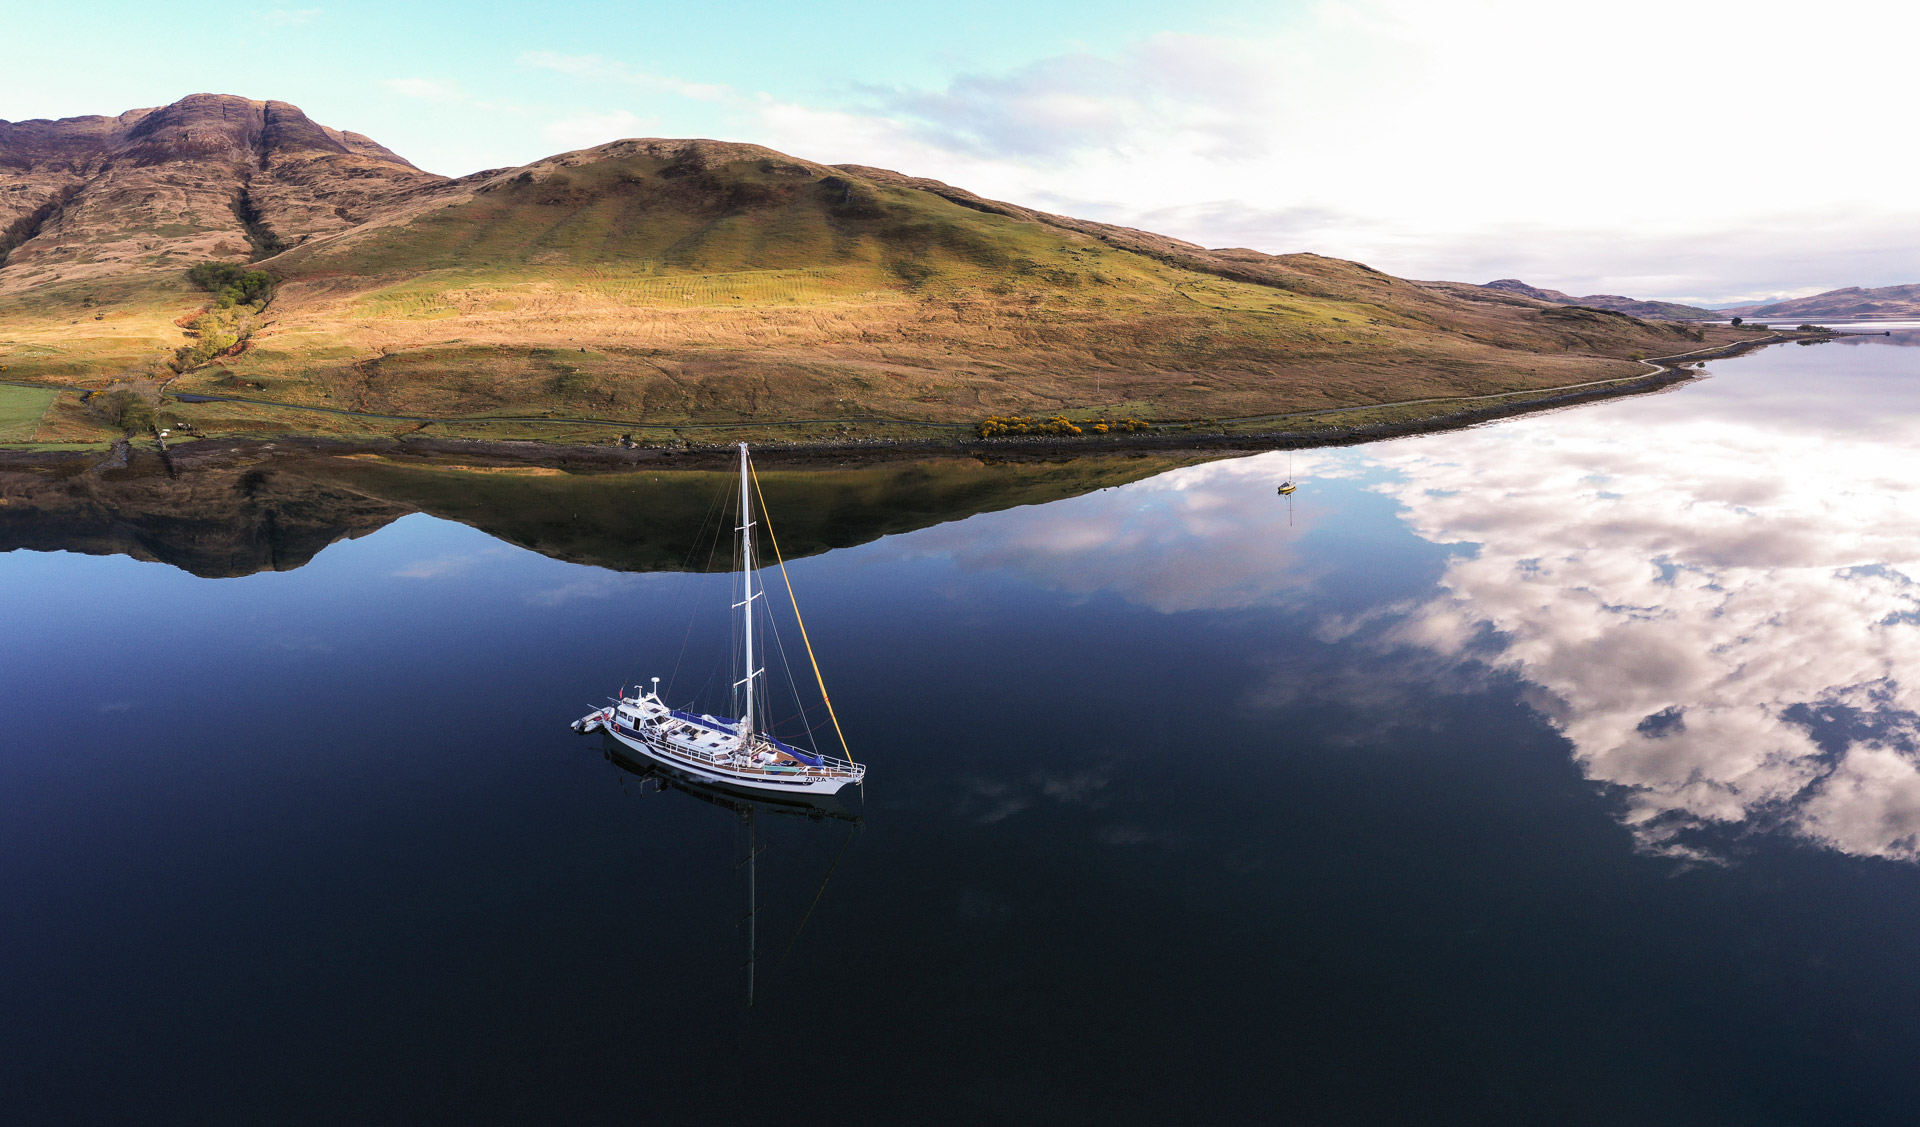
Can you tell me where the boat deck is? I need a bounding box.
[597,697,861,786]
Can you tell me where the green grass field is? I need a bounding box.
[0,383,58,440]
[347,267,869,320]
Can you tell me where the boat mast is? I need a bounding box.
[737,443,758,741]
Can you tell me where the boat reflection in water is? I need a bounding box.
[598,734,860,1006]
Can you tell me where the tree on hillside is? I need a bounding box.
[186,262,275,308]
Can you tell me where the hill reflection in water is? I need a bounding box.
[0,452,1199,579]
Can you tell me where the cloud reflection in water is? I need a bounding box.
[900,336,1920,862]
[1354,374,1920,861]
[901,459,1333,613]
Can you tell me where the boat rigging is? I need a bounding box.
[572,443,867,797]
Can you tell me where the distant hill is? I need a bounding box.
[1481,279,1717,320]
[0,93,438,288]
[0,94,1742,443]
[1482,279,1580,304]
[1722,284,1920,320]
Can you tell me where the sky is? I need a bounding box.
[4,0,1911,305]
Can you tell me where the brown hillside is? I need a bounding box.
[0,97,1750,446]
[0,93,442,292]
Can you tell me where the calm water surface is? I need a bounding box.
[8,331,1920,1124]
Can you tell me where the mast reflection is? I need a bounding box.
[600,735,860,1006]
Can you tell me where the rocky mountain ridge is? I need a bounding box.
[0,93,441,293]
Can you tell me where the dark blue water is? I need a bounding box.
[7,331,1920,1124]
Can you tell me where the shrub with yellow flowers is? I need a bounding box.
[975,415,1152,439]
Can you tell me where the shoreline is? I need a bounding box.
[0,330,1828,474]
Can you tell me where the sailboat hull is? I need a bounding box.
[596,717,860,796]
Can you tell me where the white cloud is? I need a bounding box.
[720,0,1920,301]
[541,109,644,150]
[1799,744,1920,859]
[524,570,634,606]
[392,553,476,579]
[469,0,1918,298]
[264,7,321,25]
[519,52,735,104]
[381,77,464,104]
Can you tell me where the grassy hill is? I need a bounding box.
[0,105,1750,449]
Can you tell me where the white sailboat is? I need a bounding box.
[571,443,867,797]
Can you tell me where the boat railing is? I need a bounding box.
[739,736,863,775]
[735,759,865,780]
[736,749,866,779]
[637,730,863,779]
